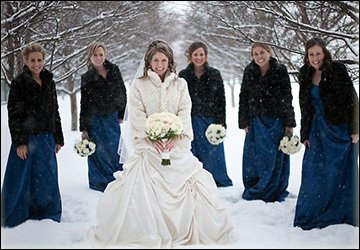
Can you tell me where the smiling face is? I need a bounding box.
[307,45,324,70]
[150,52,169,79]
[25,52,44,77]
[252,46,271,69]
[90,46,106,68]
[191,47,207,68]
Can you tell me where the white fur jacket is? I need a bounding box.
[129,69,193,152]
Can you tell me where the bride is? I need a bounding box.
[88,40,234,248]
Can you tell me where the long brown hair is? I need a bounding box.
[184,41,208,62]
[142,40,177,78]
[303,37,333,70]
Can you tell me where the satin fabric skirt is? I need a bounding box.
[1,132,62,228]
[242,115,290,202]
[88,145,234,248]
[191,115,233,187]
[294,86,359,230]
[88,112,123,192]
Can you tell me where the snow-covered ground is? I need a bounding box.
[1,83,358,249]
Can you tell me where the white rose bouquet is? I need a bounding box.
[278,133,302,155]
[145,111,184,165]
[74,138,96,157]
[205,124,226,145]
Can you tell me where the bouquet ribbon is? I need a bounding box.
[161,139,171,165]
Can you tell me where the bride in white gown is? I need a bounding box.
[88,40,234,248]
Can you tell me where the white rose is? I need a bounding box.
[89,142,96,150]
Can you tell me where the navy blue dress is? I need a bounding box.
[2,133,62,227]
[294,85,359,230]
[179,62,232,187]
[242,115,290,202]
[87,112,123,192]
[191,116,233,187]
[1,66,64,228]
[79,60,126,192]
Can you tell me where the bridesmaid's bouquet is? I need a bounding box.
[74,138,96,157]
[145,112,184,165]
[278,133,302,155]
[205,124,226,145]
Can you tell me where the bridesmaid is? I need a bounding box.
[79,42,127,192]
[294,37,359,230]
[179,41,233,187]
[238,42,296,202]
[1,42,64,227]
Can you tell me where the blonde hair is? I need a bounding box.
[22,42,46,62]
[142,40,177,78]
[251,42,272,56]
[86,42,107,64]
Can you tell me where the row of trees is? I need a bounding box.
[186,1,358,80]
[1,1,358,130]
[1,1,176,129]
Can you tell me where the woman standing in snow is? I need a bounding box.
[1,42,64,227]
[238,42,296,202]
[179,41,233,187]
[88,40,233,248]
[294,37,359,230]
[79,42,127,192]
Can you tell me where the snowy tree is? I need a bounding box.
[1,1,166,130]
[183,1,359,81]
[1,1,358,126]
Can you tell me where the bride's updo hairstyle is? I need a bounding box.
[142,40,177,78]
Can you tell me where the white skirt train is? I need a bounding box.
[88,147,234,248]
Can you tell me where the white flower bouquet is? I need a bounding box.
[74,138,96,157]
[145,111,184,165]
[278,133,302,155]
[205,124,226,145]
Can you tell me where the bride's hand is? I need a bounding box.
[146,136,179,153]
[164,136,179,151]
[145,137,166,154]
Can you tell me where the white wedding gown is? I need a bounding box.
[88,70,234,248]
[88,146,234,248]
